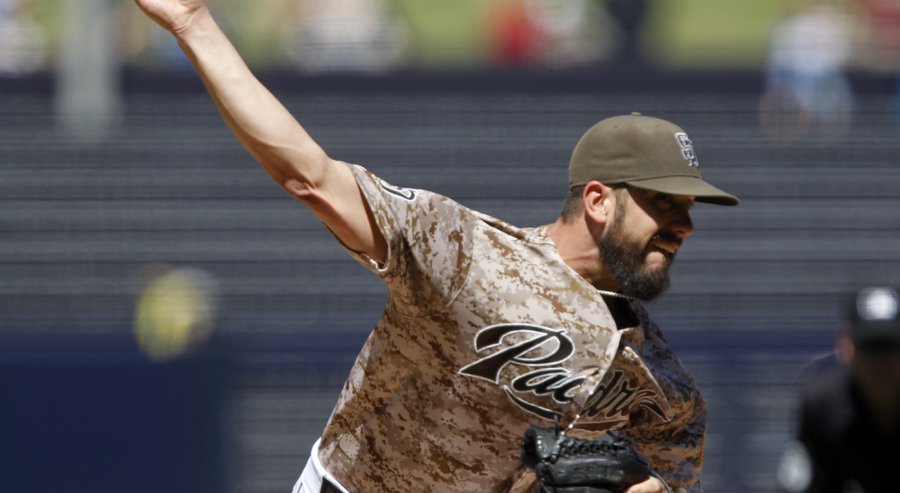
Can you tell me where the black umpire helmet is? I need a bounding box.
[848,286,900,351]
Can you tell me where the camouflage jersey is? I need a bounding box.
[317,164,707,493]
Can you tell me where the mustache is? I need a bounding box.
[647,232,682,261]
[651,231,682,246]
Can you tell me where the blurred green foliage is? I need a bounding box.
[391,0,491,67]
[646,0,812,68]
[212,0,298,66]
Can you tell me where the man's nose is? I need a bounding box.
[671,209,694,238]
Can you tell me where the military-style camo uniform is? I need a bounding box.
[317,164,706,493]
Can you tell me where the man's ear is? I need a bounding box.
[836,326,855,364]
[582,181,616,226]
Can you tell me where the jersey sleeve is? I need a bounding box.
[623,396,707,493]
[343,163,476,317]
[614,306,708,493]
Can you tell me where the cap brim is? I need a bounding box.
[852,321,900,347]
[624,175,740,206]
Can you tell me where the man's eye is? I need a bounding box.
[656,193,693,211]
[656,194,675,209]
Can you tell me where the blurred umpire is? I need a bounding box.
[779,287,900,493]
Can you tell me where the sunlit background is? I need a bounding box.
[2,1,899,492]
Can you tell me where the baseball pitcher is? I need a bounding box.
[132,1,740,492]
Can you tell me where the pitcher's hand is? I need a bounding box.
[626,476,668,493]
[133,0,207,35]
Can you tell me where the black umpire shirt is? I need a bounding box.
[796,366,900,493]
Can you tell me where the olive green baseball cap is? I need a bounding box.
[568,113,740,206]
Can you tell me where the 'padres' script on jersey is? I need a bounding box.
[317,164,708,493]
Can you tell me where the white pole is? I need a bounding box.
[56,0,120,142]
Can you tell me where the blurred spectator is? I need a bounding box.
[0,0,46,74]
[759,3,855,140]
[604,0,652,66]
[489,0,612,68]
[778,287,900,493]
[527,0,612,67]
[489,0,543,65]
[857,0,900,63]
[284,0,409,73]
[857,0,900,124]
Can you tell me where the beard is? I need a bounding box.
[597,204,672,301]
